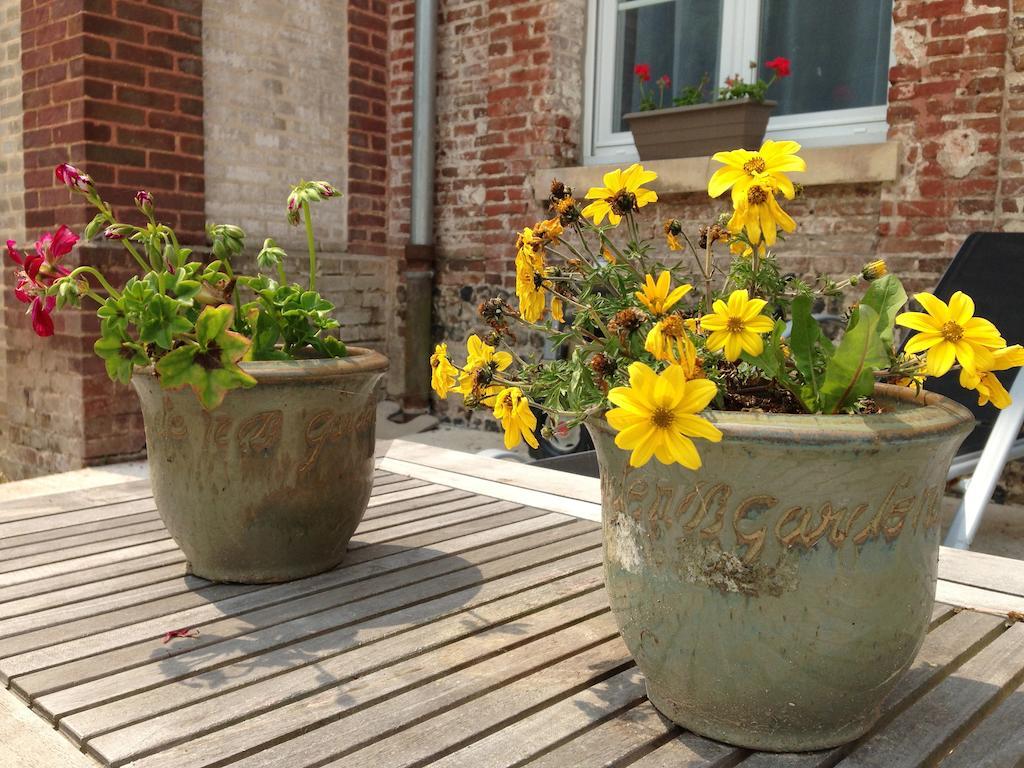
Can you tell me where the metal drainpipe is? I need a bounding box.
[403,0,439,411]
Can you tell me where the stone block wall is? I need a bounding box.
[203,0,398,388]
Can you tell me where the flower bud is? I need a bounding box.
[286,191,302,226]
[312,181,340,198]
[103,225,128,240]
[55,163,94,192]
[861,260,888,281]
[134,190,154,216]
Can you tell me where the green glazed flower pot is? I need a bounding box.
[588,384,973,752]
[132,348,388,584]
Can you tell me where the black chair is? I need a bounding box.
[905,233,1024,548]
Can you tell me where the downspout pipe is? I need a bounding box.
[403,0,439,411]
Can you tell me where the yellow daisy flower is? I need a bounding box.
[581,164,658,226]
[635,271,692,317]
[896,291,1006,377]
[645,315,698,375]
[663,219,684,251]
[606,362,722,469]
[429,342,459,399]
[958,344,1024,408]
[515,228,548,323]
[726,176,795,251]
[466,333,512,373]
[699,289,775,361]
[551,296,565,323]
[708,139,806,205]
[492,387,540,449]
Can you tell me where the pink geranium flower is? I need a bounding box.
[55,163,94,192]
[6,225,79,337]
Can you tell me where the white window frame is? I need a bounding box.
[583,0,892,165]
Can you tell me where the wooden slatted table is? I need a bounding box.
[2,439,1024,768]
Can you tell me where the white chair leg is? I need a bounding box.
[944,369,1024,549]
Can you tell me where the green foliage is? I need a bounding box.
[818,305,889,414]
[238,276,347,361]
[673,73,709,107]
[155,305,257,409]
[47,176,348,410]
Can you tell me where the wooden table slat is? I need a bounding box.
[1,454,1023,768]
[85,574,609,765]
[429,666,648,768]
[938,677,1024,767]
[53,522,600,735]
[0,511,163,553]
[0,480,153,522]
[0,551,187,607]
[0,499,159,540]
[518,700,689,768]
[837,623,1024,768]
[25,512,587,707]
[228,626,628,768]
[7,506,571,691]
[0,563,188,623]
[0,529,174,576]
[625,732,740,768]
[14,507,565,700]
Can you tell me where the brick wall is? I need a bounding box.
[1,0,204,479]
[203,0,398,389]
[388,0,587,423]
[0,0,24,480]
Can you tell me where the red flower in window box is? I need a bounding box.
[633,63,651,82]
[765,56,791,78]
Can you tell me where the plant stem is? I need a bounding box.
[61,266,121,299]
[302,199,317,291]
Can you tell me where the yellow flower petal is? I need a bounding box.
[926,341,957,377]
[913,292,950,323]
[896,312,942,334]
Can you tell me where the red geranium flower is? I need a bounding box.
[6,225,79,337]
[765,57,791,78]
[657,74,671,88]
[634,63,651,82]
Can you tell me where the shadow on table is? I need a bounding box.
[148,542,484,701]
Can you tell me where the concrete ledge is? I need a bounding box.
[532,141,900,201]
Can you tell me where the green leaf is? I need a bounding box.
[789,294,825,405]
[191,365,257,410]
[139,294,192,350]
[818,305,888,414]
[195,304,235,346]
[155,345,198,389]
[97,297,128,335]
[94,336,148,384]
[858,274,907,349]
[743,319,786,379]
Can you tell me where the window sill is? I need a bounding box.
[532,141,899,201]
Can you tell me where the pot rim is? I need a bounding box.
[589,383,975,446]
[623,99,777,121]
[134,346,389,384]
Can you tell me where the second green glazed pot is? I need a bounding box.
[588,384,973,752]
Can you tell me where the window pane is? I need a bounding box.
[758,0,892,116]
[614,0,723,132]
